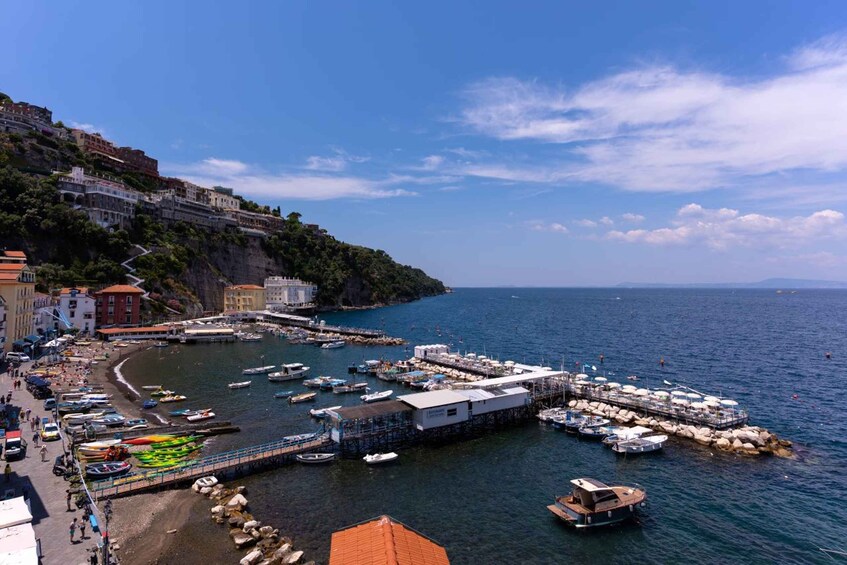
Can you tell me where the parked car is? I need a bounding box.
[5,352,30,363]
[4,431,27,461]
[40,422,60,442]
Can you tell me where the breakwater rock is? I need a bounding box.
[567,399,793,457]
[194,480,313,565]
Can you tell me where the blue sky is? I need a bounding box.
[4,1,847,286]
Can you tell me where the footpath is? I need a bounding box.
[3,359,101,565]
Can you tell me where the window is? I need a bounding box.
[69,300,77,308]
[447,408,458,417]
[108,296,115,305]
[126,296,132,306]
[125,314,132,324]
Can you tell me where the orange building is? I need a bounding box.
[223,284,266,312]
[329,515,450,565]
[0,251,36,353]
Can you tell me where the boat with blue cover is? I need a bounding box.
[142,399,158,409]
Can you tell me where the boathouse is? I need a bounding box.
[398,390,469,430]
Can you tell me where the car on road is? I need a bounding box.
[40,422,60,442]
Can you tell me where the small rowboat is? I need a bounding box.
[363,452,398,465]
[194,476,218,489]
[228,381,252,389]
[288,392,318,404]
[274,390,294,399]
[159,395,187,403]
[85,461,132,479]
[79,439,122,450]
[169,409,192,417]
[142,385,163,390]
[186,410,215,422]
[150,389,174,397]
[361,390,393,403]
[142,399,158,409]
[242,365,276,375]
[296,453,336,464]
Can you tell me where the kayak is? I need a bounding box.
[123,434,175,445]
[79,439,122,450]
[136,445,203,460]
[150,435,202,449]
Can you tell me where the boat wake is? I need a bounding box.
[113,359,141,397]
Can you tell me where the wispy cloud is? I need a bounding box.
[68,121,106,135]
[606,203,847,249]
[304,148,369,172]
[163,158,415,200]
[527,220,569,233]
[457,35,847,194]
[621,213,645,223]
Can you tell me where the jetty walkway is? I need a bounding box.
[90,433,331,499]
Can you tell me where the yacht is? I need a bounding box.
[547,478,647,528]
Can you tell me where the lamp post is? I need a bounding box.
[102,499,112,564]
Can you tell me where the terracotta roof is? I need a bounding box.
[3,251,26,258]
[96,285,145,294]
[0,264,24,271]
[226,284,264,290]
[0,273,21,281]
[96,326,173,335]
[60,287,90,295]
[329,515,450,565]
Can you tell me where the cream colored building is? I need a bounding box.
[264,277,317,309]
[0,251,36,353]
[223,285,266,312]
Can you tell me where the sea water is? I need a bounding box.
[122,289,847,564]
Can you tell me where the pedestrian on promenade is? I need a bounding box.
[24,408,29,420]
[69,518,77,543]
[32,432,39,447]
[79,518,86,539]
[66,490,73,511]
[40,445,47,462]
[4,463,10,483]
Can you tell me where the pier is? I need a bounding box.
[90,432,332,499]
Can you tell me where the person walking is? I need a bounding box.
[69,518,77,543]
[32,432,39,447]
[66,490,73,512]
[4,463,11,483]
[79,518,86,540]
[40,445,47,462]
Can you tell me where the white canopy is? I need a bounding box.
[621,384,637,391]
[574,380,590,385]
[720,399,739,407]
[686,393,702,400]
[0,497,32,529]
[594,376,608,382]
[504,361,515,366]
[607,382,621,389]
[690,401,707,409]
[653,391,670,398]
[671,391,687,397]
[633,388,650,396]
[672,398,689,405]
[703,400,721,408]
[575,373,589,380]
[704,396,720,402]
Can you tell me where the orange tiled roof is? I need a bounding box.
[0,273,21,281]
[226,284,264,290]
[96,326,173,335]
[329,515,450,565]
[0,264,24,271]
[60,287,90,295]
[97,285,145,294]
[3,251,26,258]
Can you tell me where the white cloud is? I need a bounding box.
[527,220,569,233]
[420,155,444,170]
[163,158,416,200]
[305,155,347,172]
[458,36,847,193]
[606,203,847,249]
[575,219,598,228]
[621,213,645,223]
[68,121,105,135]
[599,216,614,226]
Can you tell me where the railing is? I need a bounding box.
[91,431,331,498]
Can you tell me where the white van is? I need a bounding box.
[5,352,30,363]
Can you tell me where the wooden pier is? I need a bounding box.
[90,433,331,499]
[68,421,238,444]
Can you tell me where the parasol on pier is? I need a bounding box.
[672,397,689,405]
[686,393,702,400]
[671,391,687,397]
[633,388,650,396]
[594,376,608,382]
[653,390,670,398]
[720,399,738,407]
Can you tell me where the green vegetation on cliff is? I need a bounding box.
[0,130,444,311]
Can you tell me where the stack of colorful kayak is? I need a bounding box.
[133,435,205,468]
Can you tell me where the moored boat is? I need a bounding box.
[150,389,175,397]
[186,410,216,422]
[141,385,163,390]
[85,461,132,479]
[242,365,276,375]
[320,340,345,349]
[601,426,654,447]
[309,406,342,419]
[547,478,647,528]
[333,382,368,394]
[159,394,188,403]
[363,452,399,465]
[361,390,393,403]
[296,453,336,464]
[153,341,169,348]
[288,392,318,404]
[228,381,252,389]
[611,434,668,455]
[274,390,294,399]
[268,363,310,381]
[142,399,158,409]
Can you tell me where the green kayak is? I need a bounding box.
[150,435,202,449]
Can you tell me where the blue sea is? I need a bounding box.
[122,288,847,564]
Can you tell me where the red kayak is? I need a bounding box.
[122,434,175,445]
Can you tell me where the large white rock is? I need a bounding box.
[231,532,256,549]
[568,400,577,408]
[240,550,263,565]
[227,494,249,509]
[211,505,225,515]
[283,551,304,564]
[243,520,261,532]
[694,434,712,446]
[715,437,731,450]
[274,544,292,559]
[732,438,744,450]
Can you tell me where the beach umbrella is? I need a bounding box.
[671,391,687,397]
[634,388,650,396]
[574,380,590,385]
[607,382,621,389]
[704,396,720,402]
[575,373,589,380]
[686,393,702,400]
[690,401,707,410]
[622,384,637,391]
[672,398,689,405]
[720,399,738,407]
[653,391,670,398]
[595,376,608,382]
[703,400,721,408]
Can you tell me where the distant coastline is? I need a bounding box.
[448,278,847,289]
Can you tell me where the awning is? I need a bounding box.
[23,335,42,344]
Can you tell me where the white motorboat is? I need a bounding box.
[309,406,342,419]
[153,341,169,348]
[601,426,654,446]
[193,476,218,489]
[63,412,104,425]
[141,385,163,390]
[187,410,216,422]
[228,381,252,389]
[242,365,276,375]
[611,434,669,454]
[320,340,346,349]
[363,452,399,465]
[361,390,393,403]
[239,333,263,342]
[268,363,309,381]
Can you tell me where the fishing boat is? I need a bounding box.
[361,390,393,403]
[169,408,192,417]
[303,376,336,389]
[159,394,188,403]
[242,365,276,375]
[179,408,212,418]
[186,410,215,422]
[377,368,400,382]
[268,363,310,381]
[58,402,93,415]
[153,341,169,348]
[333,382,368,394]
[228,381,252,389]
[296,453,336,464]
[363,452,399,465]
[578,424,616,441]
[142,385,163,390]
[239,333,263,342]
[547,478,647,528]
[63,412,103,425]
[537,408,566,423]
[320,340,345,349]
[309,406,342,419]
[274,390,294,399]
[125,418,148,427]
[142,399,158,409]
[150,389,175,397]
[85,461,132,479]
[553,411,587,433]
[601,426,654,447]
[288,392,318,404]
[611,434,669,455]
[319,378,346,391]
